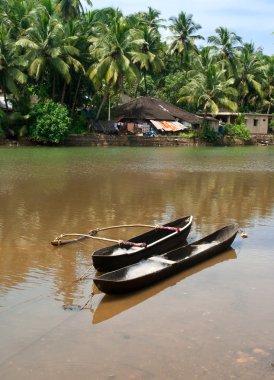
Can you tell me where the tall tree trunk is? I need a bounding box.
[3,90,8,110]
[95,84,111,120]
[144,71,148,96]
[72,75,82,113]
[61,82,66,103]
[202,108,208,130]
[266,88,272,114]
[52,74,56,99]
[1,79,8,109]
[134,80,140,98]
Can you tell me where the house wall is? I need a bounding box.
[208,121,220,131]
[211,113,270,134]
[245,115,269,134]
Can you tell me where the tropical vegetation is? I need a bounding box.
[0,0,273,143]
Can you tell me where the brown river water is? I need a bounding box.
[0,146,274,380]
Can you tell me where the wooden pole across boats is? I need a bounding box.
[51,224,180,247]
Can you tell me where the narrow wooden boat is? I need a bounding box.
[93,223,239,294]
[92,249,237,324]
[92,216,193,272]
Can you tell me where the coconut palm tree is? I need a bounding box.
[208,26,242,76]
[235,43,268,111]
[55,0,92,20]
[178,58,238,117]
[130,25,165,95]
[88,10,140,119]
[0,0,44,39]
[0,25,27,108]
[262,55,274,114]
[140,7,165,28]
[59,19,85,104]
[16,9,82,101]
[168,12,204,67]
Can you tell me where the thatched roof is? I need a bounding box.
[114,97,202,125]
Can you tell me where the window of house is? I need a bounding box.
[253,119,258,127]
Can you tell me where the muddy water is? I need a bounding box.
[0,146,274,380]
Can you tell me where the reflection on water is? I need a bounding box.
[92,249,237,324]
[1,147,273,296]
[0,146,274,380]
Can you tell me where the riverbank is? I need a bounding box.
[1,133,269,147]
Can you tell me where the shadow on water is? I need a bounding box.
[91,248,237,324]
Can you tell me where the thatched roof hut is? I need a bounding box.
[114,96,202,126]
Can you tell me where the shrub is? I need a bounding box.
[223,123,250,141]
[30,100,71,144]
[177,131,195,138]
[70,112,88,134]
[200,125,219,142]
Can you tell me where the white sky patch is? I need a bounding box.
[83,0,274,54]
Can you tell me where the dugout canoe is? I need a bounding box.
[92,216,193,272]
[93,223,239,294]
[92,249,237,324]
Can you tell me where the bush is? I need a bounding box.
[200,125,219,142]
[223,123,250,141]
[177,131,195,138]
[70,112,88,134]
[30,100,71,144]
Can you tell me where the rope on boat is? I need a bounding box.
[52,233,147,247]
[52,233,149,247]
[51,223,180,246]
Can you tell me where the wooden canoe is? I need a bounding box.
[92,249,237,324]
[92,216,193,272]
[93,223,239,294]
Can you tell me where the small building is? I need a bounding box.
[113,96,202,134]
[197,115,220,131]
[244,114,270,134]
[209,112,272,135]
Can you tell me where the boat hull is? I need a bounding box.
[92,216,192,272]
[94,223,239,294]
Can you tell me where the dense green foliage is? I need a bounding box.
[30,100,71,143]
[0,0,273,142]
[223,123,251,141]
[199,126,220,143]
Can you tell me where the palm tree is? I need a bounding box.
[178,58,238,117]
[63,17,92,111]
[168,12,204,67]
[127,7,165,32]
[88,10,140,119]
[55,0,92,20]
[59,19,85,104]
[0,25,27,108]
[16,9,82,101]
[0,0,44,39]
[235,43,268,111]
[262,55,274,114]
[208,26,242,76]
[130,25,165,95]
